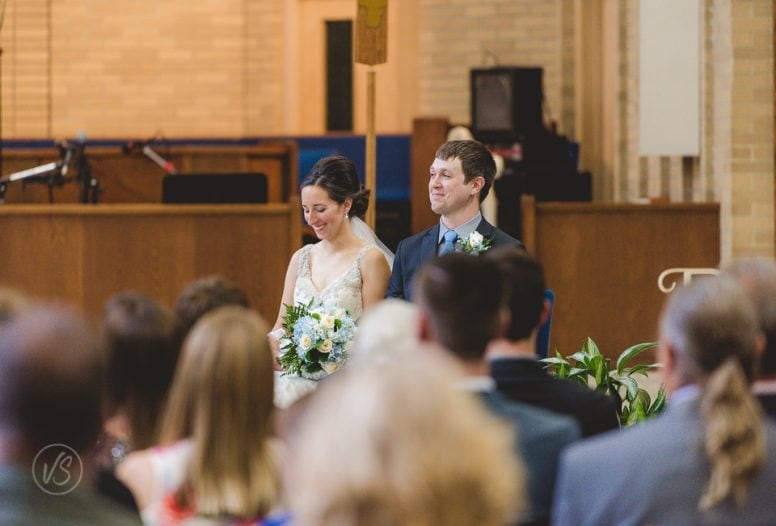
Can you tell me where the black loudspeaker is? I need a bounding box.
[162,173,268,204]
[470,67,544,145]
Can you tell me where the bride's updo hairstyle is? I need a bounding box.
[301,155,370,220]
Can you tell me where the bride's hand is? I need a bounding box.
[268,328,285,371]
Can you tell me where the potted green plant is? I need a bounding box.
[541,338,667,426]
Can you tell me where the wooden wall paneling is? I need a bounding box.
[525,201,720,360]
[410,117,449,233]
[520,194,537,254]
[0,204,299,322]
[246,141,299,202]
[0,208,86,306]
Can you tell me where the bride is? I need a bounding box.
[269,155,393,407]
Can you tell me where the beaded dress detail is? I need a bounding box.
[293,244,373,321]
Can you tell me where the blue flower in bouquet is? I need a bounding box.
[278,301,357,380]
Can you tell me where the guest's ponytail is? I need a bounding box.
[699,358,765,510]
[659,275,764,511]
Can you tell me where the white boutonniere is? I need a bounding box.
[458,231,494,255]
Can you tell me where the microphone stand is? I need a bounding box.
[73,140,99,203]
[0,160,65,204]
[0,139,98,204]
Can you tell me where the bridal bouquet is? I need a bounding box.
[277,300,356,380]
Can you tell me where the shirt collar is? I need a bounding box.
[457,375,496,393]
[669,384,700,407]
[438,212,482,244]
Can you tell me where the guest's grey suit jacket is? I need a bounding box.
[479,390,581,526]
[552,394,776,526]
[386,218,524,301]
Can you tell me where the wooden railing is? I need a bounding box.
[1,142,298,205]
[521,195,720,359]
[0,203,300,320]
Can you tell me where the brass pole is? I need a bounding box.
[365,67,377,229]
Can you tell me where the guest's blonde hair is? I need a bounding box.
[287,354,523,525]
[659,276,764,510]
[160,306,279,519]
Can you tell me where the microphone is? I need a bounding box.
[57,132,86,178]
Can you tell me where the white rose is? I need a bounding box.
[299,334,313,350]
[321,361,342,374]
[469,231,484,248]
[320,315,336,329]
[334,309,346,319]
[319,339,333,353]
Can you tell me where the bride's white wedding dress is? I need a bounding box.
[274,244,374,409]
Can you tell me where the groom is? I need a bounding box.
[387,139,524,300]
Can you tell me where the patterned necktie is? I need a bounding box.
[439,230,458,256]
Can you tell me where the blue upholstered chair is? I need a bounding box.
[535,289,554,359]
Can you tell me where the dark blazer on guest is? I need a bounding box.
[758,393,776,420]
[387,218,524,301]
[490,357,620,437]
[553,394,776,526]
[478,390,581,526]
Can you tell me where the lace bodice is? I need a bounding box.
[294,243,373,321]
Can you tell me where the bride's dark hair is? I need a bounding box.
[301,155,370,220]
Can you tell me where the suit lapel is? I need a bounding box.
[476,218,495,237]
[420,224,440,263]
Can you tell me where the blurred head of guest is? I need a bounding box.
[414,253,507,365]
[0,305,103,462]
[721,257,776,380]
[349,298,420,367]
[286,355,522,525]
[101,291,177,452]
[172,275,249,346]
[659,275,764,510]
[119,306,279,522]
[484,246,547,347]
[0,287,30,326]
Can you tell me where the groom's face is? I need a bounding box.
[428,156,481,218]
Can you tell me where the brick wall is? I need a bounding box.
[728,0,774,257]
[417,0,568,134]
[615,0,773,258]
[1,0,51,137]
[0,0,772,256]
[0,0,285,138]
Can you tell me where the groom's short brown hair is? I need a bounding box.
[414,253,505,361]
[435,140,497,202]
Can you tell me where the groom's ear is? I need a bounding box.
[469,176,484,195]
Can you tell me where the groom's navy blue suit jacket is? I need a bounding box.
[386,218,524,301]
